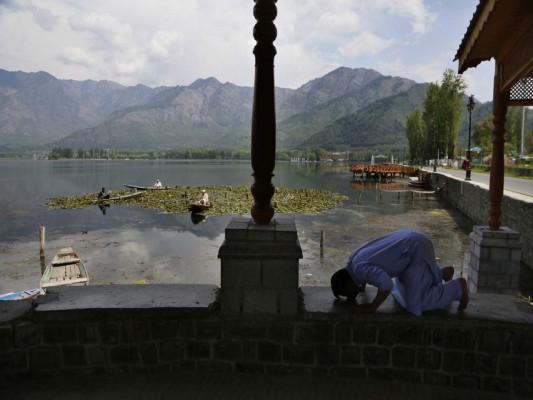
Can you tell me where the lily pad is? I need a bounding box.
[46,186,347,216]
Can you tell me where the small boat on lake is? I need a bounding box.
[408,177,427,189]
[123,184,169,191]
[188,203,213,214]
[40,247,89,293]
[0,288,40,301]
[98,191,144,202]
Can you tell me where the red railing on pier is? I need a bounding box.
[350,163,418,177]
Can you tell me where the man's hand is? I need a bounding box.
[351,288,391,313]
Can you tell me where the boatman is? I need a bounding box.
[153,179,162,188]
[330,228,469,315]
[199,189,209,206]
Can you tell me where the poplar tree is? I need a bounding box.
[405,69,467,163]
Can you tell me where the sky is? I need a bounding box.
[0,0,494,102]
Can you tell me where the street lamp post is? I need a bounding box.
[465,94,475,180]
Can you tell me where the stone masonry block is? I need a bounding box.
[511,249,523,262]
[15,322,42,348]
[490,247,512,261]
[221,259,261,288]
[243,287,278,314]
[273,218,299,242]
[248,223,276,241]
[217,241,248,257]
[0,325,13,350]
[278,289,299,315]
[468,279,478,294]
[224,219,251,241]
[262,259,299,289]
[219,289,243,315]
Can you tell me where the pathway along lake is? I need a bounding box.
[0,159,473,294]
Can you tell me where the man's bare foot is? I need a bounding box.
[458,278,469,311]
[442,266,454,282]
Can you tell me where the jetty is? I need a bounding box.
[350,163,419,181]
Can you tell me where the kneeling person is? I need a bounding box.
[330,228,468,315]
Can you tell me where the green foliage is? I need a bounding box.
[405,109,425,163]
[407,69,466,162]
[473,116,493,151]
[46,186,348,216]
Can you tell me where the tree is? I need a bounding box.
[473,107,526,156]
[422,69,466,161]
[473,116,493,151]
[405,108,425,163]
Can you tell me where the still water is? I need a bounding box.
[0,159,473,293]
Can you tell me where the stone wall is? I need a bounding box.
[1,303,533,398]
[428,172,533,269]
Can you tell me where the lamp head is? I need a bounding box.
[467,94,475,111]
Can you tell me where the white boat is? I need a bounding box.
[0,288,40,301]
[40,247,89,293]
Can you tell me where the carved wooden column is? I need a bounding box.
[250,0,277,225]
[487,71,509,230]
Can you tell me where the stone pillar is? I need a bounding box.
[468,225,522,294]
[218,217,303,315]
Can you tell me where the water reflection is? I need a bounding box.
[191,213,206,225]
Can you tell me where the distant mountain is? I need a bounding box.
[300,84,429,150]
[0,67,490,152]
[0,69,163,146]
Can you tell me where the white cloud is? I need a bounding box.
[68,12,133,51]
[338,31,396,59]
[362,0,437,34]
[147,30,182,60]
[0,0,492,101]
[57,46,95,68]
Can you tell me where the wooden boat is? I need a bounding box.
[188,202,213,214]
[99,191,144,202]
[0,288,40,301]
[408,177,426,189]
[123,184,169,191]
[40,247,89,293]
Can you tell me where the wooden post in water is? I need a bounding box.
[320,230,324,257]
[39,226,46,274]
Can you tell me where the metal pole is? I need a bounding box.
[466,95,474,181]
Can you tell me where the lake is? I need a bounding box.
[0,159,473,294]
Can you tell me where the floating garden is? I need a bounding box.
[46,186,348,216]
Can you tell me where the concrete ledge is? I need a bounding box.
[10,284,220,321]
[301,286,533,325]
[2,283,532,324]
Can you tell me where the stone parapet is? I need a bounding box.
[1,285,532,399]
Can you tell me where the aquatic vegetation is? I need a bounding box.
[46,186,347,216]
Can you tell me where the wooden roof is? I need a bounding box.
[454,0,533,104]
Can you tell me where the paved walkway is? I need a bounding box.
[2,371,528,400]
[422,167,533,199]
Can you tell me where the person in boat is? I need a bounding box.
[97,187,109,200]
[198,189,209,206]
[153,179,163,189]
[330,228,468,316]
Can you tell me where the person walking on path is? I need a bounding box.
[331,228,469,315]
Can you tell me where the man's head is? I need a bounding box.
[201,189,206,193]
[331,268,365,301]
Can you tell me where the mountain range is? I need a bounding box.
[0,67,491,152]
